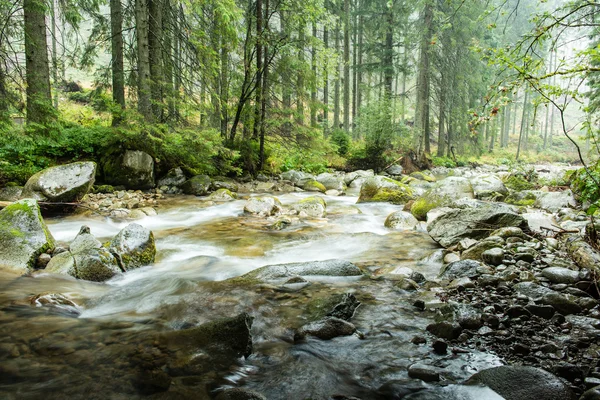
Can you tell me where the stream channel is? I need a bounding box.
[0,189,511,399]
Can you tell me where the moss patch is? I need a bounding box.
[410,196,443,220]
[503,175,535,191]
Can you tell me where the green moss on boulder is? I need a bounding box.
[0,199,55,275]
[357,176,414,205]
[302,180,327,193]
[109,223,156,271]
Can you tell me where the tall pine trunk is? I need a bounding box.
[111,0,125,125]
[24,0,54,125]
[323,25,329,134]
[333,18,340,129]
[136,0,152,119]
[414,1,433,154]
[343,0,350,131]
[310,23,317,127]
[149,0,164,120]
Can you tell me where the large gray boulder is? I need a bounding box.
[292,196,326,218]
[243,196,282,216]
[109,223,156,271]
[357,176,414,204]
[534,190,577,213]
[410,177,474,220]
[385,211,419,230]
[427,203,527,248]
[181,174,212,195]
[236,259,362,282]
[103,150,155,189]
[316,173,346,192]
[465,366,575,400]
[21,162,96,202]
[469,174,508,200]
[0,199,55,275]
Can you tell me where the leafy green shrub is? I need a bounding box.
[354,100,398,172]
[570,161,600,213]
[432,156,456,168]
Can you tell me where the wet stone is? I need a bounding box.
[432,339,448,355]
[426,321,462,340]
[407,363,440,382]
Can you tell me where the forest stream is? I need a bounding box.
[0,166,598,400]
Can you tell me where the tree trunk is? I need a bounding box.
[310,22,317,128]
[136,0,152,119]
[414,1,433,154]
[111,0,125,125]
[149,0,164,121]
[516,88,529,160]
[352,0,357,124]
[383,5,393,100]
[24,0,54,125]
[323,24,329,134]
[296,21,305,125]
[258,0,269,170]
[253,0,263,139]
[163,0,175,122]
[343,0,350,132]
[357,11,363,118]
[220,40,229,137]
[333,18,340,129]
[437,78,446,156]
[50,0,58,109]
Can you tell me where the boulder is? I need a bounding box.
[208,188,237,201]
[439,260,482,280]
[316,173,346,192]
[211,178,239,193]
[280,170,315,185]
[157,167,186,187]
[237,259,362,282]
[159,313,253,374]
[541,267,581,284]
[181,174,212,196]
[469,174,508,200]
[482,248,504,266]
[386,164,403,176]
[357,176,414,205]
[45,251,76,276]
[301,180,327,193]
[384,211,419,230]
[534,190,577,213]
[0,186,23,202]
[465,365,575,400]
[243,196,282,216]
[69,226,102,253]
[74,248,121,282]
[410,177,474,220]
[109,223,156,271]
[21,161,96,203]
[460,240,503,262]
[292,196,326,218]
[295,317,356,340]
[103,150,155,189]
[344,169,374,185]
[0,199,55,275]
[427,203,527,248]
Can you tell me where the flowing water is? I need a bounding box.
[0,191,502,399]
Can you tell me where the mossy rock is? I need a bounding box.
[74,248,121,282]
[103,150,155,189]
[504,191,538,207]
[302,180,327,193]
[181,174,212,196]
[409,177,474,220]
[410,171,436,182]
[0,199,55,275]
[293,196,327,218]
[109,223,156,271]
[243,196,282,216]
[209,188,237,201]
[384,211,419,230]
[410,196,444,221]
[357,176,414,205]
[91,185,115,194]
[503,174,535,191]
